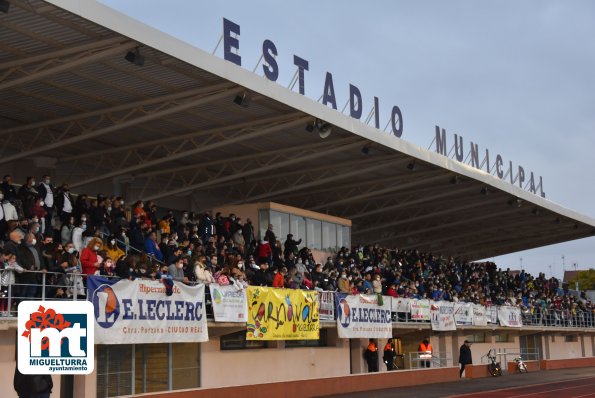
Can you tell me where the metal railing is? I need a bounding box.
[409,351,452,369]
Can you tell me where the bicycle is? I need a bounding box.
[487,349,502,377]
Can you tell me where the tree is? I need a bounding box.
[570,269,595,291]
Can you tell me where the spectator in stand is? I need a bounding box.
[194,256,215,284]
[105,236,125,262]
[17,177,38,219]
[73,193,89,220]
[1,175,17,202]
[252,262,272,287]
[144,231,164,262]
[55,183,74,223]
[60,215,75,246]
[71,220,86,252]
[272,266,287,288]
[256,239,272,266]
[283,233,302,260]
[0,192,18,240]
[242,218,255,254]
[168,256,189,284]
[17,233,44,299]
[264,224,276,254]
[80,237,103,277]
[37,175,55,237]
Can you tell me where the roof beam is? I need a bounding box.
[234,157,403,204]
[0,85,242,165]
[0,41,136,91]
[141,140,363,201]
[70,115,312,189]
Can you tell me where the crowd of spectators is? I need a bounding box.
[0,174,593,327]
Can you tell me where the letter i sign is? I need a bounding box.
[18,301,95,374]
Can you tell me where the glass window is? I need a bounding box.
[337,225,344,249]
[269,211,289,245]
[172,343,200,390]
[306,218,322,250]
[342,226,351,248]
[258,210,269,241]
[494,333,510,343]
[322,222,337,252]
[466,333,486,343]
[220,330,266,350]
[97,345,133,398]
[289,214,306,246]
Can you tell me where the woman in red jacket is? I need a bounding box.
[80,237,104,277]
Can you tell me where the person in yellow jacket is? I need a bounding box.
[105,236,125,262]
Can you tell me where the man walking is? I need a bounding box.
[459,340,473,378]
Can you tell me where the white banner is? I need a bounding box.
[472,304,488,326]
[391,297,411,313]
[454,303,473,326]
[319,291,335,321]
[411,299,431,321]
[88,276,208,344]
[431,301,456,331]
[209,285,247,322]
[487,305,499,324]
[497,305,523,328]
[336,294,392,338]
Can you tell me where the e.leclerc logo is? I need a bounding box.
[18,301,94,374]
[91,283,120,328]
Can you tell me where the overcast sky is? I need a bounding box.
[100,0,595,279]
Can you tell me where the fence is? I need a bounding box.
[2,270,595,332]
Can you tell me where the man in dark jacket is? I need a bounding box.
[459,340,473,378]
[364,339,379,372]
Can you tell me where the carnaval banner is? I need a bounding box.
[487,305,499,324]
[319,291,335,321]
[410,299,431,321]
[497,305,523,328]
[87,276,208,344]
[209,285,247,322]
[391,297,410,313]
[336,293,392,338]
[454,303,474,326]
[472,304,488,326]
[246,286,319,340]
[431,301,456,331]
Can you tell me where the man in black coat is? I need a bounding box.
[459,340,473,378]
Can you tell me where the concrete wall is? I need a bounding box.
[200,336,350,388]
[547,333,583,360]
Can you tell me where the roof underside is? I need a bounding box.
[0,0,594,261]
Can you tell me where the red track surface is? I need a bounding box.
[449,376,595,398]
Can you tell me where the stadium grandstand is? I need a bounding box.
[1,1,595,397]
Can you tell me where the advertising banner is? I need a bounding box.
[319,291,335,321]
[497,305,523,328]
[454,303,474,326]
[246,286,319,340]
[487,305,499,324]
[87,276,208,344]
[410,299,431,321]
[430,301,456,331]
[472,304,488,326]
[391,297,410,313]
[336,293,392,338]
[209,285,248,322]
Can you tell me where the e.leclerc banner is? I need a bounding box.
[246,286,319,340]
[336,293,392,338]
[88,276,208,344]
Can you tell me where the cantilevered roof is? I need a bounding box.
[0,0,594,260]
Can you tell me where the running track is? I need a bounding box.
[450,376,595,398]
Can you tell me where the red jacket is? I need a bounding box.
[272,272,285,288]
[80,247,99,276]
[257,242,272,258]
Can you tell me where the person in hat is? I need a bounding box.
[459,340,473,378]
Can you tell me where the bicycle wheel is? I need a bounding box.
[518,362,528,373]
[488,363,499,377]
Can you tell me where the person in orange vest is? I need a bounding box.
[383,338,397,371]
[418,336,433,368]
[364,338,379,372]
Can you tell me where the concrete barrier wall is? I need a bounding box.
[540,357,595,370]
[136,367,460,398]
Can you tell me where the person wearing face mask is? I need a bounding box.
[338,272,350,293]
[144,231,164,262]
[105,236,125,262]
[168,257,189,284]
[60,216,75,246]
[37,175,55,237]
[17,177,39,219]
[80,237,104,278]
[71,220,86,252]
[55,183,74,223]
[16,233,44,299]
